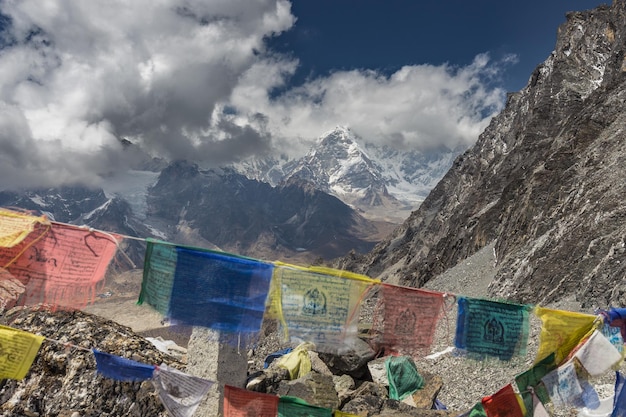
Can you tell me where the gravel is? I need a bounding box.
[418,241,624,414]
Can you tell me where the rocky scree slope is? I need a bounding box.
[336,1,626,308]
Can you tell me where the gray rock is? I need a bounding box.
[318,337,376,379]
[276,372,340,410]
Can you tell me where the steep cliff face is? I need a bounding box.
[336,2,626,308]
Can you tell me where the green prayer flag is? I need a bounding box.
[386,355,424,401]
[278,396,332,417]
[515,352,556,408]
[137,239,177,315]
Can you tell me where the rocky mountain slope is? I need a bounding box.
[336,1,626,309]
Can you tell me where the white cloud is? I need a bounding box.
[0,0,295,188]
[231,53,508,156]
[0,0,508,189]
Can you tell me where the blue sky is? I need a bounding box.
[0,0,607,188]
[270,1,606,93]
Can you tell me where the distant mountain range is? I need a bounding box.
[234,126,463,221]
[0,126,459,264]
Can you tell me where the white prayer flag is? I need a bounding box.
[152,363,214,417]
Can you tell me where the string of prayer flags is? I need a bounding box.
[278,396,332,417]
[515,352,556,409]
[152,363,214,417]
[454,296,531,360]
[93,349,156,382]
[0,222,121,310]
[168,247,274,335]
[481,384,525,417]
[0,209,48,248]
[572,329,623,377]
[266,263,374,352]
[0,325,44,380]
[370,284,445,356]
[385,355,424,401]
[223,385,278,417]
[138,239,177,315]
[534,306,598,364]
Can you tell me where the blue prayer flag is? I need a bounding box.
[613,371,626,417]
[455,296,531,360]
[93,349,155,382]
[168,247,274,334]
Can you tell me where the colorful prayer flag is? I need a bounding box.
[481,384,525,417]
[153,364,214,417]
[0,209,48,248]
[515,352,556,407]
[541,362,585,409]
[267,263,374,352]
[168,247,274,334]
[93,349,155,382]
[534,306,598,364]
[275,342,313,380]
[603,308,626,344]
[223,385,278,417]
[613,371,626,417]
[0,325,44,380]
[573,329,622,377]
[278,396,332,417]
[370,284,445,356]
[137,239,177,315]
[334,412,360,417]
[455,297,531,360]
[0,222,121,310]
[386,355,424,401]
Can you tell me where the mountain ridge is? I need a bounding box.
[335,1,626,308]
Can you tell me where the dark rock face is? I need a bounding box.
[335,1,626,307]
[0,308,181,417]
[145,161,380,260]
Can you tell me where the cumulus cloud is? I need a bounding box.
[0,0,509,189]
[0,0,294,188]
[232,53,509,156]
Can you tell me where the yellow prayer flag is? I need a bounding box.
[267,263,375,351]
[0,209,48,248]
[0,325,44,380]
[275,342,313,379]
[334,412,360,417]
[534,306,599,365]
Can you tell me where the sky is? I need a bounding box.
[0,0,607,189]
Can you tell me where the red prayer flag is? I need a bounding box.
[223,385,278,417]
[0,222,120,310]
[371,283,445,356]
[482,384,525,417]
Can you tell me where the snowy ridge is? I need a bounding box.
[235,126,464,212]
